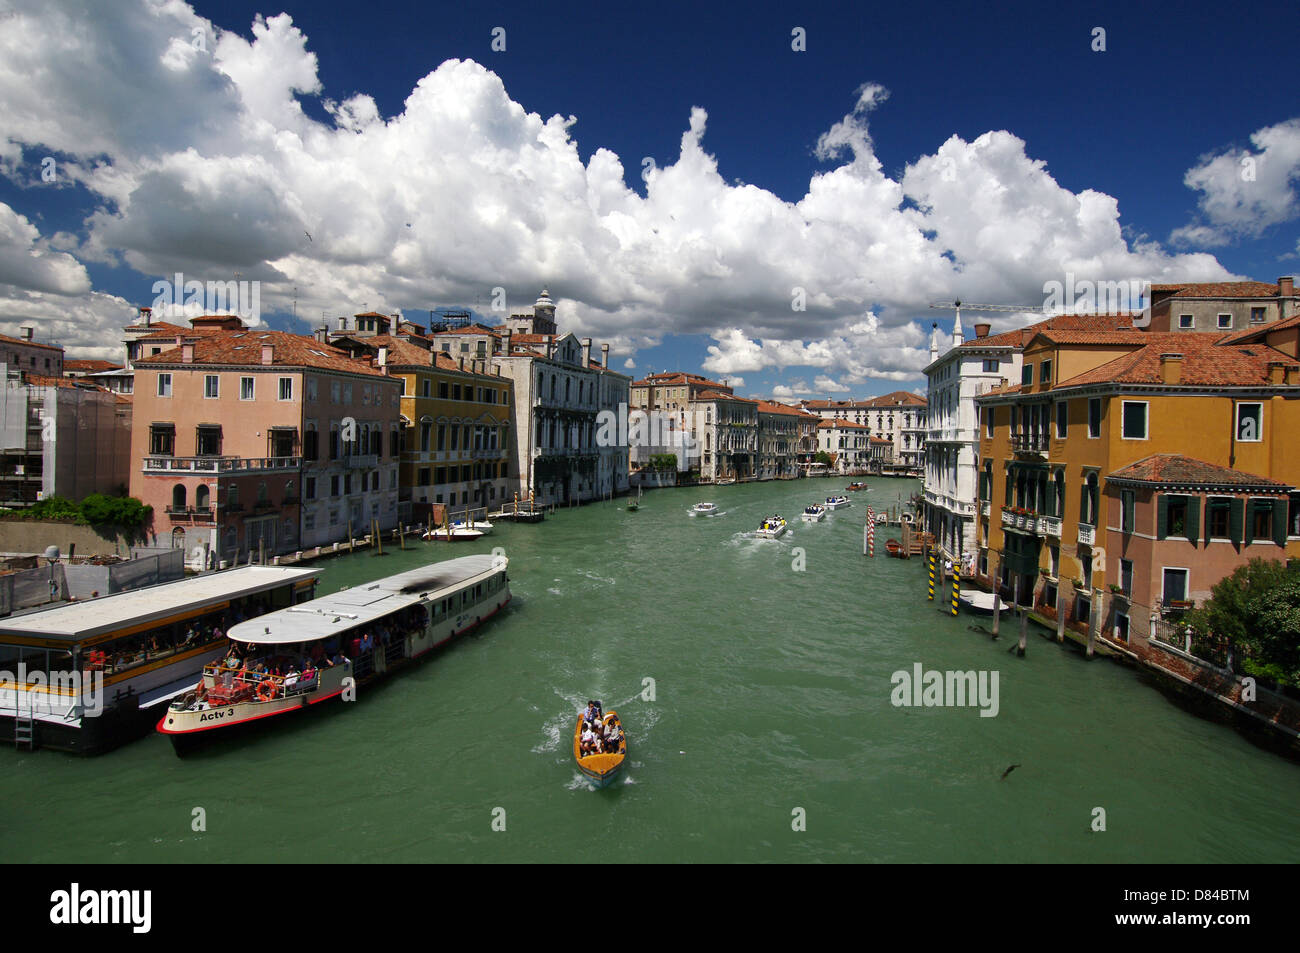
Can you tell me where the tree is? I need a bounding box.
[814,451,834,467]
[649,453,677,470]
[1186,558,1300,687]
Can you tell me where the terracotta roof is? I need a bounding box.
[960,313,1138,350]
[123,320,191,336]
[135,330,391,377]
[1217,313,1300,345]
[755,399,809,416]
[0,333,62,352]
[816,418,868,430]
[694,389,756,403]
[869,436,891,444]
[65,360,121,373]
[434,324,499,336]
[1151,282,1280,299]
[1055,335,1299,389]
[1107,454,1291,491]
[862,391,926,408]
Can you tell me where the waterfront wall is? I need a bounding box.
[0,520,140,557]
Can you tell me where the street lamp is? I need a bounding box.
[43,544,60,602]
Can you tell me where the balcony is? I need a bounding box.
[144,456,301,473]
[341,454,378,469]
[1009,432,1050,455]
[1078,522,1095,546]
[1040,515,1062,537]
[166,506,214,522]
[980,501,990,518]
[472,447,506,460]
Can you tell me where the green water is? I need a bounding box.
[4,477,1298,863]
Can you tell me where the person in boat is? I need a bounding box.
[283,666,301,690]
[360,632,373,654]
[603,720,622,752]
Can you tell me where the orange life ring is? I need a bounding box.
[256,678,278,702]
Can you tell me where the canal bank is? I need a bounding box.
[2,477,1297,863]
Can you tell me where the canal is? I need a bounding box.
[3,477,1298,862]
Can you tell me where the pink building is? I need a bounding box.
[131,327,402,566]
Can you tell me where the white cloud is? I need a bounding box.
[1174,118,1300,246]
[814,375,849,393]
[0,2,1239,375]
[622,357,636,369]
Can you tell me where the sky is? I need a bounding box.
[0,0,1297,399]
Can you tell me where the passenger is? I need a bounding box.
[283,666,300,690]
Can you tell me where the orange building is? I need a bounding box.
[976,328,1300,645]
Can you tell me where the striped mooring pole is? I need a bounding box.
[927,551,936,601]
[951,568,960,616]
[866,507,875,557]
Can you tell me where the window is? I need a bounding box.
[1217,313,1232,330]
[204,375,219,398]
[1178,314,1194,329]
[1120,401,1147,440]
[1291,494,1300,538]
[1040,360,1052,385]
[1056,401,1067,438]
[1250,307,1265,324]
[1120,559,1133,597]
[1204,497,1242,542]
[1162,568,1188,604]
[1247,499,1274,543]
[1021,364,1033,387]
[985,406,994,438]
[305,477,316,500]
[983,359,999,373]
[157,373,172,397]
[1120,489,1135,533]
[1158,495,1194,540]
[240,377,254,400]
[330,475,340,497]
[1088,398,1101,438]
[1236,402,1262,442]
[278,377,293,401]
[149,424,175,456]
[195,425,222,457]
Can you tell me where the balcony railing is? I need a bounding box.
[1041,515,1062,537]
[1010,432,1050,453]
[144,456,301,473]
[1078,522,1095,546]
[342,454,379,469]
[980,501,990,517]
[472,447,506,459]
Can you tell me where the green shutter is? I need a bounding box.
[1186,497,1199,544]
[1079,480,1088,523]
[1156,495,1168,539]
[1123,491,1135,535]
[1244,500,1256,544]
[1229,498,1244,544]
[1273,500,1288,547]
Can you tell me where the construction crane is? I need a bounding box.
[928,300,1044,342]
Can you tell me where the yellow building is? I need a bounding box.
[368,336,517,516]
[976,327,1300,643]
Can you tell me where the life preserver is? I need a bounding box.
[256,678,278,702]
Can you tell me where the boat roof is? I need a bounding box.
[227,555,505,645]
[0,566,320,643]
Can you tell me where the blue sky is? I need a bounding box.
[0,0,1296,398]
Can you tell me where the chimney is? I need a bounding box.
[138,306,152,326]
[1286,365,1300,386]
[314,325,329,343]
[377,346,388,367]
[338,316,348,331]
[261,343,274,365]
[175,336,183,349]
[1268,360,1285,385]
[974,323,991,339]
[181,343,194,364]
[1280,276,1295,297]
[20,327,33,341]
[601,343,609,368]
[582,338,592,367]
[503,328,513,354]
[545,336,555,359]
[458,356,465,372]
[1159,353,1183,385]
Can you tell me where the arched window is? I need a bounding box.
[195,485,210,510]
[257,482,268,503]
[172,484,187,511]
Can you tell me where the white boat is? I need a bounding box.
[451,519,493,535]
[874,512,888,524]
[825,496,850,510]
[801,504,826,522]
[755,516,787,539]
[423,526,485,542]
[692,502,718,515]
[716,478,736,485]
[158,555,511,752]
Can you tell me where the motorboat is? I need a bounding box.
[801,504,826,522]
[692,502,718,515]
[756,516,788,539]
[824,496,850,510]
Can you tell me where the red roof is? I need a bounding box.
[1107,454,1290,490]
[135,330,391,377]
[0,333,62,352]
[64,360,121,373]
[1151,281,1280,299]
[960,313,1137,350]
[1055,334,1298,389]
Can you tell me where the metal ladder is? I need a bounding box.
[13,692,35,750]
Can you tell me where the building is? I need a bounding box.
[691,389,758,482]
[800,392,927,470]
[131,328,402,566]
[0,368,132,506]
[922,313,1136,562]
[754,400,805,479]
[1145,277,1297,334]
[816,418,868,473]
[974,328,1300,647]
[0,328,64,377]
[328,333,518,519]
[629,372,733,472]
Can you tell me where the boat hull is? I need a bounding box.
[755,522,787,538]
[800,510,825,522]
[825,499,850,510]
[573,710,627,788]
